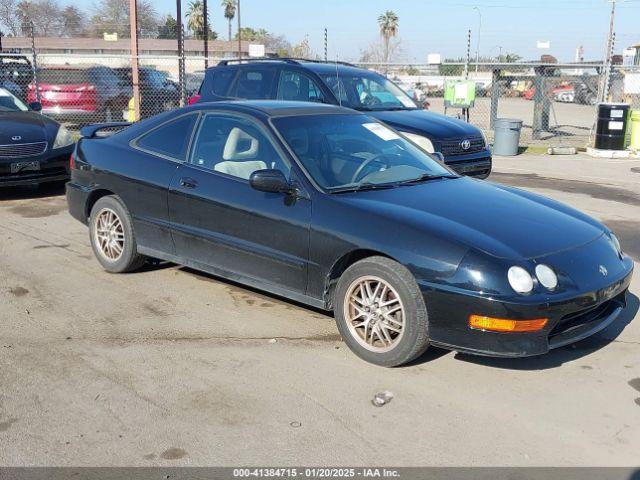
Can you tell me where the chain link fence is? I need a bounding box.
[2,51,639,149]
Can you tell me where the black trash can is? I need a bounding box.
[595,103,630,151]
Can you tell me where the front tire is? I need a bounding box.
[334,256,430,367]
[89,195,146,273]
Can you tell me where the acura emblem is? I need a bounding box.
[460,139,471,150]
[599,265,608,276]
[11,136,21,141]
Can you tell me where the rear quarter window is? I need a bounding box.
[135,114,198,160]
[229,67,276,100]
[210,69,236,96]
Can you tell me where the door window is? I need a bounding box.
[135,114,198,160]
[277,70,325,102]
[189,114,290,180]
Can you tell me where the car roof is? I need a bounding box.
[298,62,378,76]
[193,100,357,117]
[211,59,378,77]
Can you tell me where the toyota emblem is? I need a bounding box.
[11,135,22,141]
[460,139,471,150]
[599,265,608,277]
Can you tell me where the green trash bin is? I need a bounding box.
[630,110,640,150]
[493,118,523,156]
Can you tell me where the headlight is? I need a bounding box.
[535,264,558,290]
[53,125,74,149]
[609,233,622,257]
[480,130,489,148]
[508,266,534,294]
[401,132,434,153]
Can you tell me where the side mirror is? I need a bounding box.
[29,102,42,112]
[249,169,292,194]
[433,152,445,162]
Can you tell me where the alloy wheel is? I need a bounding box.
[94,208,125,262]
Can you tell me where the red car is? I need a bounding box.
[523,84,573,101]
[28,66,128,123]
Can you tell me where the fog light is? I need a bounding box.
[469,315,548,332]
[535,264,558,290]
[508,266,534,294]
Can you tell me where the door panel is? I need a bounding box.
[167,112,311,294]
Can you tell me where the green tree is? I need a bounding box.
[186,0,204,39]
[157,14,177,39]
[90,0,159,38]
[377,10,399,64]
[221,0,235,41]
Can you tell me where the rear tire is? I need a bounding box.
[334,256,430,367]
[89,195,146,273]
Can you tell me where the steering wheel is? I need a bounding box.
[362,94,382,107]
[350,153,395,183]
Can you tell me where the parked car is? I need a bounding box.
[185,71,205,98]
[28,66,129,124]
[522,84,573,101]
[0,87,74,187]
[66,101,633,367]
[0,55,34,101]
[192,59,492,178]
[114,67,180,119]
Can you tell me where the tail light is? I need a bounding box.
[188,94,201,105]
[69,152,75,170]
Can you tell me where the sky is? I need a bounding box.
[74,0,640,62]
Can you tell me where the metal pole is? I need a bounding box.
[237,0,241,58]
[129,0,140,121]
[29,21,40,103]
[0,31,3,52]
[177,0,185,105]
[599,0,616,103]
[464,29,471,80]
[324,28,327,61]
[473,6,481,73]
[203,0,209,68]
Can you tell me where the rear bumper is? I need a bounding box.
[0,146,72,187]
[66,181,91,225]
[424,264,633,357]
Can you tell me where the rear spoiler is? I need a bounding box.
[80,122,132,139]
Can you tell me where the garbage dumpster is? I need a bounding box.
[493,118,523,156]
[631,110,640,150]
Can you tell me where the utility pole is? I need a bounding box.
[324,28,327,61]
[473,6,481,73]
[237,0,242,58]
[129,0,140,121]
[464,29,471,79]
[599,0,616,102]
[203,0,209,68]
[0,31,3,52]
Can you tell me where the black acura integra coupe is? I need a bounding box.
[66,101,634,367]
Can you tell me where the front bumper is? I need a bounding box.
[0,146,73,187]
[422,264,634,357]
[442,148,492,178]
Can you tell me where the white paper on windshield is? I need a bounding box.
[363,123,400,141]
[397,95,416,108]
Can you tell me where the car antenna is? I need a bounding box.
[334,55,342,107]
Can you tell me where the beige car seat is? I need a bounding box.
[214,127,267,179]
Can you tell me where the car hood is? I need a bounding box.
[368,109,482,139]
[0,111,48,144]
[335,177,605,260]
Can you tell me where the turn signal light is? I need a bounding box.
[469,315,548,332]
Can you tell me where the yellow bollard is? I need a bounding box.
[630,110,640,151]
[127,97,137,123]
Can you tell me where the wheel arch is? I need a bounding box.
[85,188,116,219]
[324,249,398,309]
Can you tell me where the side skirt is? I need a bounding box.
[138,246,329,311]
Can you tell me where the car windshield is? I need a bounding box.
[0,88,29,112]
[273,114,454,191]
[320,72,417,111]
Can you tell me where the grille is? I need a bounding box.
[0,142,48,159]
[549,292,625,339]
[440,137,485,156]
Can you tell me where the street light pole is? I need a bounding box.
[237,0,242,58]
[473,6,481,73]
[203,0,209,68]
[129,0,140,121]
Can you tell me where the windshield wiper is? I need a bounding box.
[398,174,459,185]
[330,182,398,194]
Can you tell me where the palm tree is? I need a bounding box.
[221,0,236,41]
[377,10,399,64]
[187,0,205,40]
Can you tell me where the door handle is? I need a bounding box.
[179,177,198,189]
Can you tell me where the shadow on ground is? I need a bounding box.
[0,182,66,201]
